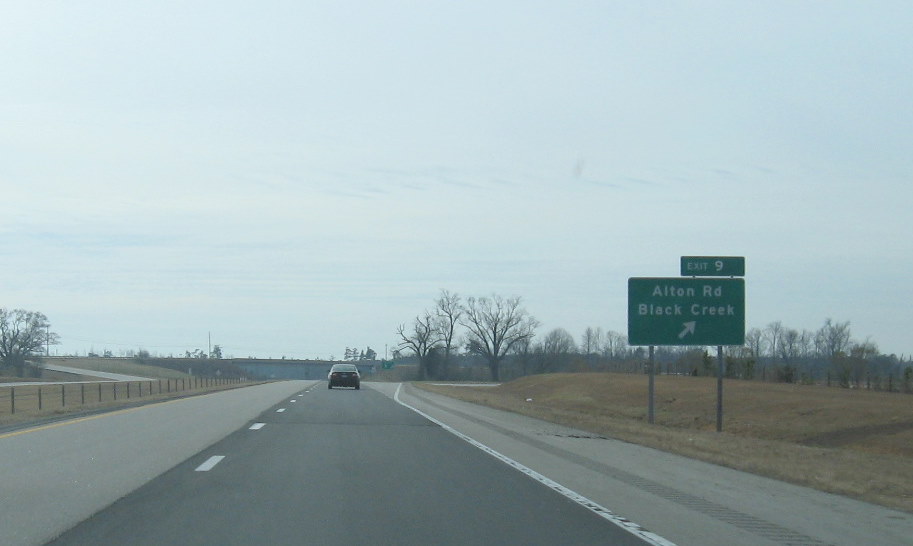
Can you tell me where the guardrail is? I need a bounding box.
[0,377,250,419]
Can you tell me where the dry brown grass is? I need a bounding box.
[416,373,913,513]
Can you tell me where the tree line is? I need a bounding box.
[396,291,912,391]
[733,319,906,389]
[2,300,909,392]
[396,290,537,381]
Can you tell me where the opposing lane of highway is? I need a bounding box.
[0,381,312,546]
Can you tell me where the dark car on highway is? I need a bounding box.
[328,363,360,390]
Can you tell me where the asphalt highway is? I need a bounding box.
[39,383,654,545]
[4,380,911,545]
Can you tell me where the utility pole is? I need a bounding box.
[208,332,211,358]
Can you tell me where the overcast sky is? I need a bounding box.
[2,1,911,360]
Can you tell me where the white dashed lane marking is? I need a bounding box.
[249,423,265,430]
[195,456,225,472]
[276,408,286,413]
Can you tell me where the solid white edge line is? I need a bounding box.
[249,423,266,430]
[393,383,677,546]
[195,455,225,472]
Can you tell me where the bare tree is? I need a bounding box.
[817,318,852,360]
[602,330,626,360]
[581,327,601,356]
[745,327,764,358]
[614,334,629,361]
[798,330,815,360]
[510,336,534,377]
[461,294,538,381]
[435,289,462,380]
[537,328,577,372]
[581,327,602,368]
[396,312,440,380]
[780,329,799,362]
[0,308,58,377]
[773,327,799,382]
[764,321,784,360]
[813,318,853,386]
[849,339,879,388]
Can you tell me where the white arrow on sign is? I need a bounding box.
[678,321,696,339]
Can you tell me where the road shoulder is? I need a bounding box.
[376,382,913,546]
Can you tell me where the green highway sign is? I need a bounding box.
[680,256,745,277]
[628,277,745,346]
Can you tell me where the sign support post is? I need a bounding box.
[648,346,655,424]
[716,345,724,432]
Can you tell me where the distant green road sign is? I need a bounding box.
[680,256,745,277]
[628,277,745,346]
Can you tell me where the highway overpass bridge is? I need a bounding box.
[234,359,377,380]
